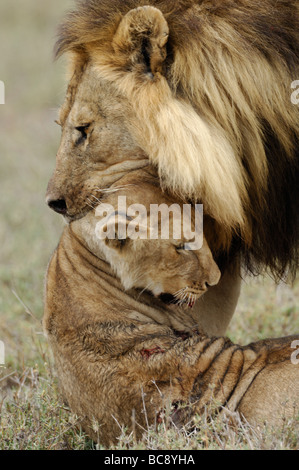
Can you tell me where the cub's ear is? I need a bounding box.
[104,221,127,250]
[112,6,169,77]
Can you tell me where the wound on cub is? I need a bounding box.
[140,346,165,359]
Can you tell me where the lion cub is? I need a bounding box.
[85,175,299,430]
[44,169,299,447]
[92,179,221,309]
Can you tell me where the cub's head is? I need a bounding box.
[102,227,221,308]
[76,181,221,308]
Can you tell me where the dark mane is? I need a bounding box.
[55,0,299,280]
[56,0,299,67]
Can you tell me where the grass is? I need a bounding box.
[0,0,298,451]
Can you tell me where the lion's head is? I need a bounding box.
[46,64,149,220]
[47,0,299,278]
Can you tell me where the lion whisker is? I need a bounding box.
[90,194,102,204]
[95,184,136,194]
[173,290,188,307]
[86,198,97,210]
[173,287,187,298]
[137,280,156,299]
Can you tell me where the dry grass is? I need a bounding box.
[0,0,298,450]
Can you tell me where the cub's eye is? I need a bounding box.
[175,243,186,252]
[175,242,192,252]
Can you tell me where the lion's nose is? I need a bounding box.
[47,198,68,215]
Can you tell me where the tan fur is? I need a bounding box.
[89,11,249,232]
[80,166,241,336]
[87,168,221,301]
[74,166,240,336]
[44,176,299,447]
[46,65,150,220]
[49,0,299,280]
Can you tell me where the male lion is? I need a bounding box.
[44,174,299,447]
[46,0,299,334]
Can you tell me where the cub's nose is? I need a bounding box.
[47,198,67,215]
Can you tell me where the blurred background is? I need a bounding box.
[0,0,298,449]
[0,0,72,366]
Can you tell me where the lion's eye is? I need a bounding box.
[75,124,90,138]
[74,124,91,145]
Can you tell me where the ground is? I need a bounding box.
[0,0,298,450]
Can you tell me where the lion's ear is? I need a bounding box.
[112,6,169,77]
